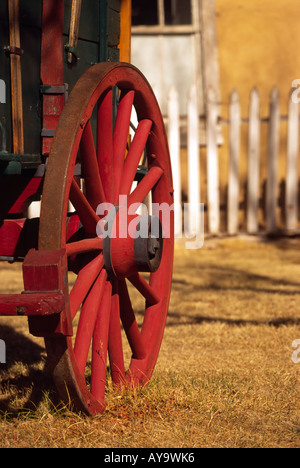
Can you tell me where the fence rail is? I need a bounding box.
[167,84,300,237]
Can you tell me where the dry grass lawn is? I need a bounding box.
[0,236,299,448]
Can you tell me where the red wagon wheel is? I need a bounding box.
[39,63,174,415]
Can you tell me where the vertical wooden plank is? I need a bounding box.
[187,84,200,237]
[207,87,220,234]
[192,0,205,117]
[286,90,299,231]
[201,0,221,110]
[158,0,165,27]
[119,0,131,62]
[266,87,280,233]
[247,87,260,234]
[227,88,241,235]
[8,0,24,154]
[168,86,182,237]
[67,0,82,63]
[40,0,65,156]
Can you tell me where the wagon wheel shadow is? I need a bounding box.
[0,324,60,414]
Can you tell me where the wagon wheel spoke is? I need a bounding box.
[108,280,126,385]
[74,270,107,374]
[128,166,164,206]
[113,90,135,203]
[69,253,104,320]
[97,89,114,203]
[128,273,160,306]
[66,237,103,257]
[91,281,112,402]
[119,119,153,197]
[70,178,100,234]
[80,120,106,209]
[66,213,81,243]
[118,278,147,361]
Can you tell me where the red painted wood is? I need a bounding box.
[74,270,107,374]
[108,280,126,385]
[69,178,100,234]
[0,176,43,217]
[97,90,114,203]
[91,282,112,402]
[69,253,104,320]
[0,218,39,257]
[66,237,103,257]
[128,272,160,306]
[23,249,66,291]
[9,178,43,214]
[119,119,152,196]
[80,121,106,209]
[23,248,71,336]
[0,292,64,316]
[128,166,164,206]
[0,218,25,256]
[113,91,135,203]
[108,210,139,278]
[118,278,146,360]
[40,0,65,156]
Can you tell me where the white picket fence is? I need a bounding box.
[167,84,300,237]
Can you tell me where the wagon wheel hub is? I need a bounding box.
[103,209,163,279]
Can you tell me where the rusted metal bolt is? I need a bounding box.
[16,306,27,316]
[148,237,160,259]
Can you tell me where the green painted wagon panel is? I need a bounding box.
[0,5,11,154]
[0,0,121,157]
[0,1,42,154]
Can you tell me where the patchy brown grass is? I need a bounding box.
[0,236,300,448]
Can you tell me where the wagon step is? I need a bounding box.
[0,291,65,317]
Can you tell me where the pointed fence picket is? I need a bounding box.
[187,84,200,237]
[266,87,280,234]
[286,91,299,231]
[167,85,182,238]
[247,87,260,234]
[167,84,300,237]
[206,87,220,234]
[227,88,241,235]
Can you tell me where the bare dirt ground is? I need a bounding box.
[0,236,299,448]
